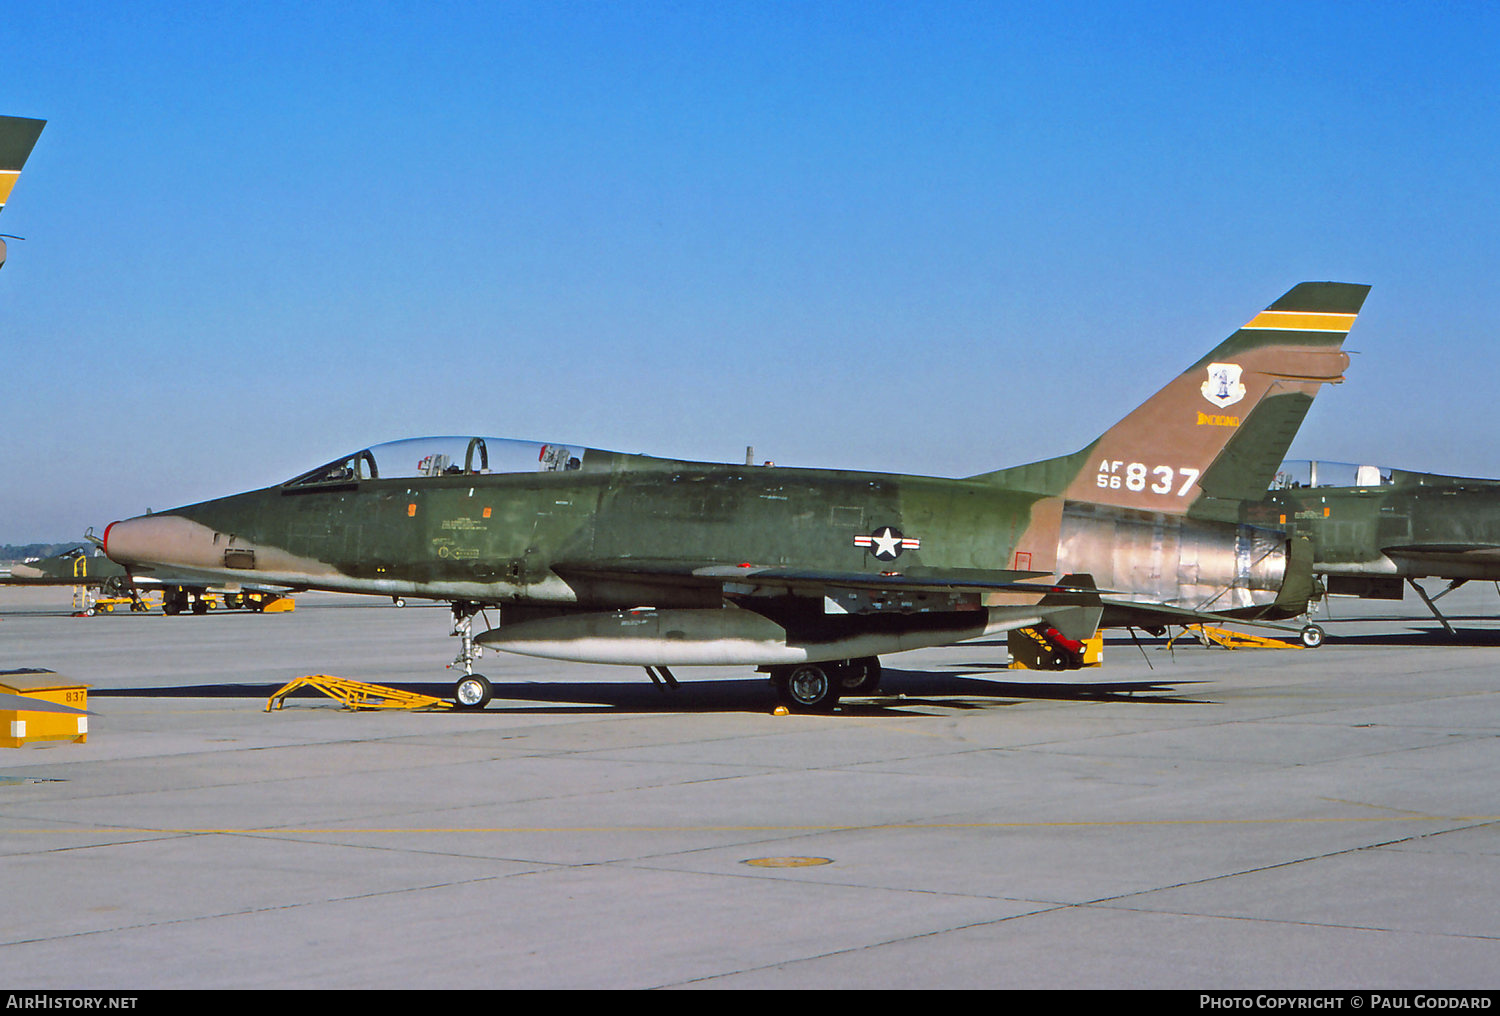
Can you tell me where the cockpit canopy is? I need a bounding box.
[1271,460,1394,491]
[284,436,589,488]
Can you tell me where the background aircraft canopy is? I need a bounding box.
[1271,460,1394,490]
[284,436,587,488]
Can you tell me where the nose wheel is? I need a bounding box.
[448,601,492,708]
[454,673,493,710]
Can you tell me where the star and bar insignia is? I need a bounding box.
[853,526,921,561]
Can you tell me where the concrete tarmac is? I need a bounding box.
[1,585,1498,989]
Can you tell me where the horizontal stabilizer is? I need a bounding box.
[1382,545,1500,567]
[1099,596,1305,634]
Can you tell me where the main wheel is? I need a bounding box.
[1299,624,1325,649]
[454,673,493,710]
[773,664,841,713]
[834,657,882,695]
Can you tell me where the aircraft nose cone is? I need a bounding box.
[104,515,214,569]
[8,562,44,579]
[102,517,148,566]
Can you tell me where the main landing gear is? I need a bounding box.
[162,587,209,615]
[767,657,881,713]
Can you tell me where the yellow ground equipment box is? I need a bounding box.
[1007,627,1103,670]
[0,670,89,748]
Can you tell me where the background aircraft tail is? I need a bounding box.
[0,115,46,271]
[971,281,1371,513]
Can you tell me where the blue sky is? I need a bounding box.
[2,1,1497,541]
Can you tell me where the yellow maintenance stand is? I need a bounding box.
[1167,624,1296,650]
[266,675,451,712]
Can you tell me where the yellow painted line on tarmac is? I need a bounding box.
[4,815,1498,836]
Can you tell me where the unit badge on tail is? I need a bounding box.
[1201,362,1246,408]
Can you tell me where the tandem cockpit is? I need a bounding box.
[1270,460,1395,491]
[1271,459,1500,492]
[283,436,594,489]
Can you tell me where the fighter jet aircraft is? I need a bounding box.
[104,281,1369,710]
[4,545,140,612]
[0,114,45,271]
[1254,459,1500,633]
[4,542,290,614]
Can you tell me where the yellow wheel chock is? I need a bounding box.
[1167,624,1295,651]
[266,675,452,712]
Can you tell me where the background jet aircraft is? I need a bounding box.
[0,114,45,271]
[1253,460,1500,632]
[3,542,289,614]
[105,281,1369,711]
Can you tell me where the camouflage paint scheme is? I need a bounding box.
[105,282,1369,709]
[5,546,129,586]
[1249,461,1500,628]
[3,544,287,614]
[0,114,45,270]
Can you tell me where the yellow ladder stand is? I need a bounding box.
[1167,625,1295,651]
[266,675,452,712]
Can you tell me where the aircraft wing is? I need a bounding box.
[552,559,1298,627]
[552,560,1100,598]
[551,560,1120,643]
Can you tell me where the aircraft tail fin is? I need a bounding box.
[971,282,1370,512]
[0,115,46,270]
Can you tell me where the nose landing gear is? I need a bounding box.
[448,601,492,709]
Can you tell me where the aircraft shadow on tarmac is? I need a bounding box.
[77,624,1500,716]
[89,667,1207,715]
